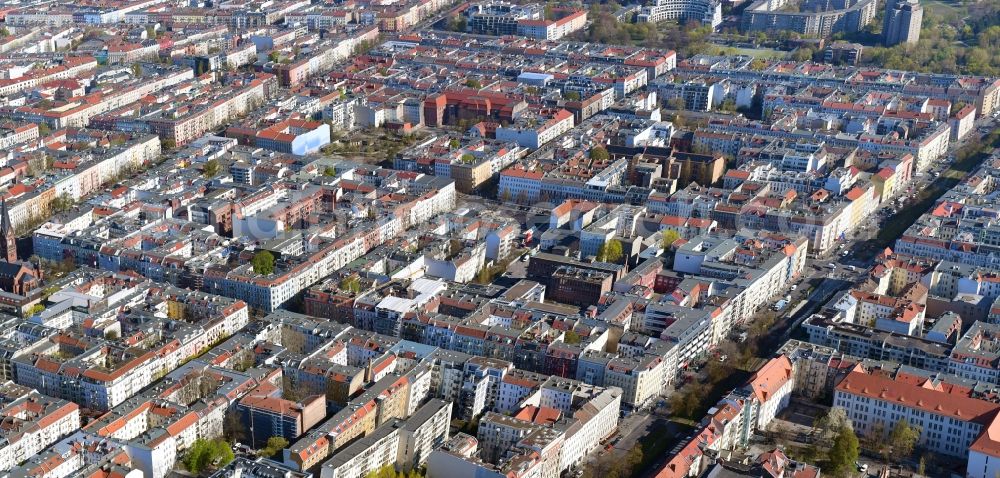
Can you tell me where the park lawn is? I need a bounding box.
[922,0,967,18]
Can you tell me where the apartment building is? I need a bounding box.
[604,351,669,408]
[7,134,161,232]
[834,366,1000,477]
[0,123,39,152]
[737,355,794,434]
[228,119,331,156]
[515,10,588,40]
[11,291,248,411]
[397,399,453,468]
[496,109,575,149]
[320,399,452,478]
[0,392,80,471]
[104,42,160,64]
[238,388,326,446]
[951,322,1000,385]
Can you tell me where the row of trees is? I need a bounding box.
[668,355,738,420]
[864,419,921,465]
[475,248,527,284]
[809,407,924,476]
[579,444,644,478]
[811,408,859,477]
[669,381,708,419]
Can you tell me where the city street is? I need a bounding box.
[9,0,1000,474]
[621,116,1000,478]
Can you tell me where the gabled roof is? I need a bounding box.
[747,355,793,403]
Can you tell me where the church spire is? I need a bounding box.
[0,198,16,263]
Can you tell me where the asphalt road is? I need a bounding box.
[470,103,1000,478]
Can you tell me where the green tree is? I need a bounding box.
[662,229,680,249]
[669,383,704,419]
[589,146,609,161]
[564,329,581,344]
[222,408,253,443]
[465,78,482,88]
[131,63,141,76]
[183,439,234,473]
[37,123,51,136]
[203,158,220,177]
[625,444,643,473]
[340,276,362,293]
[864,422,890,461]
[596,240,624,263]
[889,419,921,461]
[260,436,289,459]
[814,407,853,445]
[251,250,275,275]
[564,90,581,101]
[365,465,398,478]
[323,166,336,176]
[476,267,492,284]
[448,239,464,258]
[268,51,280,62]
[448,15,467,32]
[211,440,234,469]
[671,112,686,128]
[188,56,207,73]
[50,194,75,214]
[827,426,859,477]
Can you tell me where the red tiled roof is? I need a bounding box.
[836,370,1000,425]
[747,355,792,403]
[514,405,561,425]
